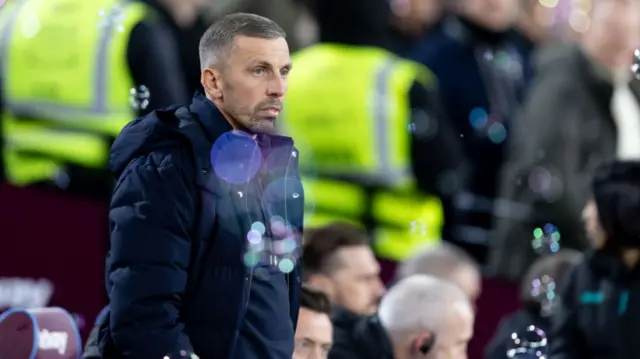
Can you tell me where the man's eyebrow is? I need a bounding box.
[250,60,292,70]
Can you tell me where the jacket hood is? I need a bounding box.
[310,0,392,49]
[110,93,237,178]
[109,106,186,178]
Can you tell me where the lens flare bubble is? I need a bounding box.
[506,325,548,359]
[532,223,561,254]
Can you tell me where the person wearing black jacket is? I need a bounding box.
[550,160,640,359]
[406,0,528,261]
[93,13,303,359]
[132,0,210,107]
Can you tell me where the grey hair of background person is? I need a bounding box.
[520,249,583,309]
[198,12,286,70]
[396,242,480,281]
[378,274,469,341]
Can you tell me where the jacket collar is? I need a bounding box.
[332,307,394,359]
[184,92,298,185]
[354,315,394,358]
[188,92,233,143]
[587,249,640,279]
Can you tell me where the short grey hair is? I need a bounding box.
[379,275,469,340]
[396,242,479,281]
[198,13,286,70]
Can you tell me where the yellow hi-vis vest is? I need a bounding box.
[0,0,149,186]
[281,44,443,261]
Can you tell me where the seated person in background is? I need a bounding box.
[294,285,333,359]
[302,223,386,316]
[550,160,640,359]
[396,242,482,302]
[330,274,474,359]
[484,249,582,359]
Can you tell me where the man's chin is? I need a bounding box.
[253,118,277,134]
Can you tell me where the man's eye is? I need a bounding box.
[253,68,265,75]
[280,69,290,77]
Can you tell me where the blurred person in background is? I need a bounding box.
[550,160,640,359]
[99,13,302,359]
[208,0,317,52]
[302,223,386,316]
[397,242,482,302]
[510,0,563,80]
[484,249,582,359]
[514,0,557,45]
[283,0,467,274]
[294,285,333,359]
[406,0,526,261]
[487,0,640,282]
[330,275,474,359]
[138,0,210,95]
[0,0,204,196]
[389,0,444,55]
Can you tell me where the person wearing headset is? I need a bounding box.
[329,275,474,359]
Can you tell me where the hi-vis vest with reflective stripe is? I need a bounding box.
[282,44,443,261]
[0,0,148,186]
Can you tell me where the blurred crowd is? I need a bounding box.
[2,0,640,357]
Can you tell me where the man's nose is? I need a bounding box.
[267,76,286,98]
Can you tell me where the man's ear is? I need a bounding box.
[201,68,223,100]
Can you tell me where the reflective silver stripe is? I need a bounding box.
[0,0,29,91]
[372,59,410,185]
[94,1,130,113]
[4,101,129,122]
[2,1,132,119]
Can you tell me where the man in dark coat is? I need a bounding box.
[96,13,302,359]
[550,160,640,359]
[405,0,527,261]
[487,0,640,282]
